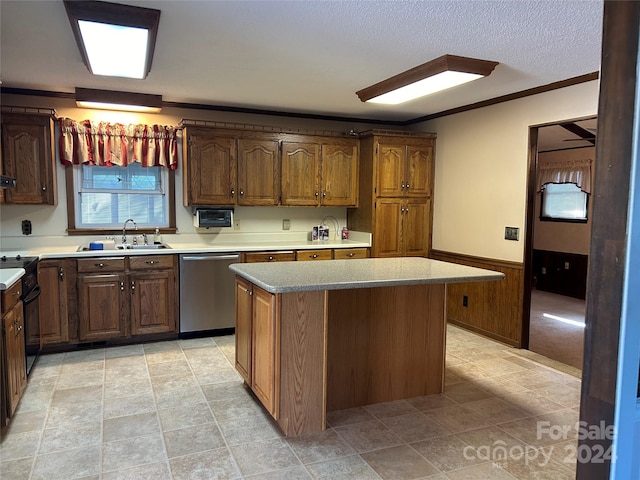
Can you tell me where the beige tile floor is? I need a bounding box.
[0,325,582,480]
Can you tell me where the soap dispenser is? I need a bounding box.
[153,227,162,245]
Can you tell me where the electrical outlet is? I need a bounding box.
[504,226,519,241]
[541,267,547,274]
[283,219,290,230]
[564,261,570,270]
[234,220,240,230]
[463,295,468,307]
[21,219,32,235]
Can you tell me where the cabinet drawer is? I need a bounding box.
[77,257,126,273]
[244,251,296,263]
[333,248,370,260]
[295,249,333,261]
[129,255,174,270]
[1,281,22,313]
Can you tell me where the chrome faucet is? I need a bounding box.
[122,218,137,244]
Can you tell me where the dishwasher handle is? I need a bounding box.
[180,254,240,261]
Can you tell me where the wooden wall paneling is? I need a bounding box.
[278,290,327,436]
[430,250,524,346]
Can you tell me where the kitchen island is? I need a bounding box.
[230,257,504,436]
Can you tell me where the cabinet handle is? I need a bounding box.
[42,186,46,191]
[230,188,235,197]
[401,207,405,213]
[406,183,410,189]
[120,282,125,291]
[347,253,355,257]
[59,266,64,281]
[322,191,326,197]
[240,189,244,196]
[131,281,135,293]
[314,191,319,198]
[401,182,406,189]
[145,260,156,265]
[95,263,105,268]
[311,254,318,258]
[12,290,21,297]
[267,256,274,261]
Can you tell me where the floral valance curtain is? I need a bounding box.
[58,118,179,170]
[537,158,593,194]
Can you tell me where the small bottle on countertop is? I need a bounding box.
[341,226,349,240]
[153,227,162,245]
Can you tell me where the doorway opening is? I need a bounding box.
[523,117,596,370]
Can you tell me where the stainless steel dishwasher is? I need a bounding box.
[179,253,240,333]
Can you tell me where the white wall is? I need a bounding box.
[418,80,599,263]
[0,94,375,250]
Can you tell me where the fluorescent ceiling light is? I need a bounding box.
[75,87,163,113]
[64,1,161,80]
[356,55,499,105]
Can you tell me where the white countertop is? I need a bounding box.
[22,238,370,259]
[0,268,25,290]
[229,257,505,293]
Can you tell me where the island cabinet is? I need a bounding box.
[231,258,503,437]
[77,255,178,342]
[0,111,57,205]
[2,282,27,419]
[348,130,435,258]
[37,259,70,345]
[235,277,279,417]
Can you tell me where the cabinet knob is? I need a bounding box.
[95,263,105,268]
[59,267,64,281]
[401,182,406,189]
[267,256,274,261]
[406,183,410,189]
[315,191,319,198]
[145,260,156,265]
[240,189,244,196]
[42,186,46,191]
[231,188,235,197]
[347,253,355,257]
[131,281,135,292]
[311,254,318,258]
[322,191,326,197]
[12,290,21,297]
[120,281,125,291]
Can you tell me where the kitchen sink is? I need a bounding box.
[77,243,171,252]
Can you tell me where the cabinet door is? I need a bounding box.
[187,134,236,205]
[281,142,320,206]
[376,144,406,197]
[38,260,69,345]
[321,142,358,206]
[237,139,280,206]
[406,143,433,197]
[295,249,333,261]
[403,198,430,257]
[252,286,279,417]
[235,277,253,383]
[78,274,127,341]
[1,114,55,205]
[4,301,26,417]
[373,199,403,257]
[130,270,176,336]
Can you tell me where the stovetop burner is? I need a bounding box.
[0,255,38,270]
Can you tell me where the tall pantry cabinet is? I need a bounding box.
[348,130,436,258]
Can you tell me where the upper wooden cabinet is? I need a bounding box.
[281,141,321,206]
[1,111,56,205]
[376,141,434,198]
[183,130,237,206]
[281,138,358,207]
[348,130,435,258]
[237,139,280,206]
[181,121,358,207]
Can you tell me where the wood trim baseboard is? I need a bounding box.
[430,249,524,270]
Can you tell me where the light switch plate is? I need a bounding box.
[505,226,519,241]
[283,219,290,230]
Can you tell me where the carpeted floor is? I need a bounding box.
[528,289,585,371]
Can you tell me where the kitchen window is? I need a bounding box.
[74,163,168,228]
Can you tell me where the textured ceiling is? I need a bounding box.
[0,0,603,122]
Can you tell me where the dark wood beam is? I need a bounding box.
[559,122,596,144]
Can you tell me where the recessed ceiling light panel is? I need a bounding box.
[64,1,160,80]
[357,55,499,105]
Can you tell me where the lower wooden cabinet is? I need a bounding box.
[235,277,279,418]
[295,249,333,261]
[76,255,178,343]
[38,259,70,345]
[374,198,430,257]
[243,251,296,263]
[3,300,26,418]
